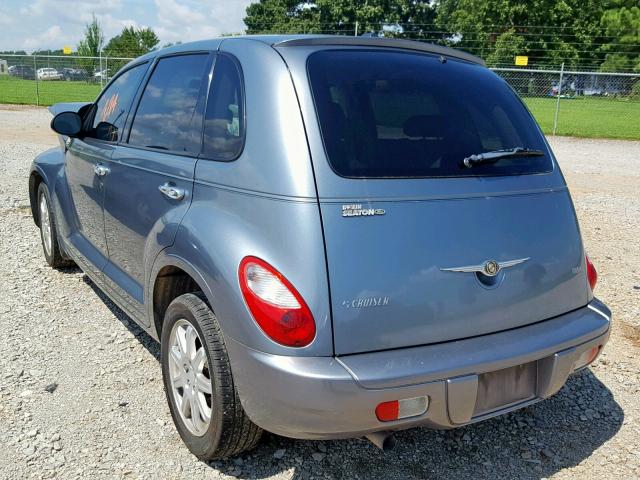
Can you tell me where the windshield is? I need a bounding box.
[307,49,553,178]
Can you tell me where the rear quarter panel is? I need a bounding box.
[172,190,332,356]
[161,38,333,356]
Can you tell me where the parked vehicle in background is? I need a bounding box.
[36,67,62,80]
[584,87,604,96]
[93,69,111,82]
[8,65,36,80]
[31,35,611,460]
[62,68,88,81]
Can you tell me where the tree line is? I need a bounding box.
[243,0,640,71]
[3,2,637,73]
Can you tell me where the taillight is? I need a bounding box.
[586,255,598,291]
[238,256,315,347]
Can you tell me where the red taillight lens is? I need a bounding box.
[586,255,598,291]
[239,256,315,347]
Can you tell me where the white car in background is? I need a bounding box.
[93,69,111,82]
[36,68,62,80]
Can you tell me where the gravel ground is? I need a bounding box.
[0,105,639,480]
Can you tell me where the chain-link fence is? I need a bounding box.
[1,53,639,139]
[492,66,640,139]
[0,53,133,106]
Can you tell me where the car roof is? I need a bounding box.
[134,34,484,66]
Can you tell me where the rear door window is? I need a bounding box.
[128,53,211,154]
[202,54,245,161]
[307,50,553,178]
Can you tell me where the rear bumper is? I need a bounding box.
[226,299,611,439]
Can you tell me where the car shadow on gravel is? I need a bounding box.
[82,275,160,360]
[82,276,622,480]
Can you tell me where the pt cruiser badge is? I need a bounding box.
[342,296,390,309]
[342,204,386,217]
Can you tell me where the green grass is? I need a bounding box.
[0,75,101,106]
[1,75,639,140]
[523,96,640,140]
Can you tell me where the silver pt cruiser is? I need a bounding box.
[30,35,611,458]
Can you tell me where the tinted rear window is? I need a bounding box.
[307,50,552,178]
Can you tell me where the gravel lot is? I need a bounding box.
[0,105,639,480]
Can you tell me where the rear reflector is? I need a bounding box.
[375,400,399,422]
[375,396,429,422]
[574,346,601,371]
[586,255,598,291]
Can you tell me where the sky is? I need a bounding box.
[0,0,254,52]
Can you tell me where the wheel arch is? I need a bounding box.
[148,253,214,341]
[29,147,67,227]
[29,169,45,226]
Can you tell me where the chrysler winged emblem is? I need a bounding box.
[440,258,530,277]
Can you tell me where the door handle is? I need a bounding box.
[94,163,110,177]
[158,182,185,201]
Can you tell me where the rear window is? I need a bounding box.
[307,50,552,178]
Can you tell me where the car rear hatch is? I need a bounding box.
[278,44,590,355]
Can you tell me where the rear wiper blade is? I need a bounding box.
[462,147,545,168]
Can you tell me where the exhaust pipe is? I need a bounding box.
[365,431,398,451]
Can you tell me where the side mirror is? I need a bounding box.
[95,121,118,142]
[51,111,82,137]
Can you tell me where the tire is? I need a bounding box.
[161,292,262,460]
[37,183,74,269]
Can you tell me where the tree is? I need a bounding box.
[103,26,159,77]
[104,26,159,59]
[76,14,104,76]
[244,0,439,39]
[244,0,320,34]
[600,4,640,72]
[435,0,608,68]
[485,29,526,67]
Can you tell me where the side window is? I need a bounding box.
[89,63,147,142]
[202,55,245,161]
[128,54,211,153]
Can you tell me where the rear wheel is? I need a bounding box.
[161,293,262,459]
[37,183,74,269]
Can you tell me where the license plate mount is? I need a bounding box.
[474,362,538,416]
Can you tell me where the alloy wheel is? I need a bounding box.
[39,193,52,257]
[168,319,213,436]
